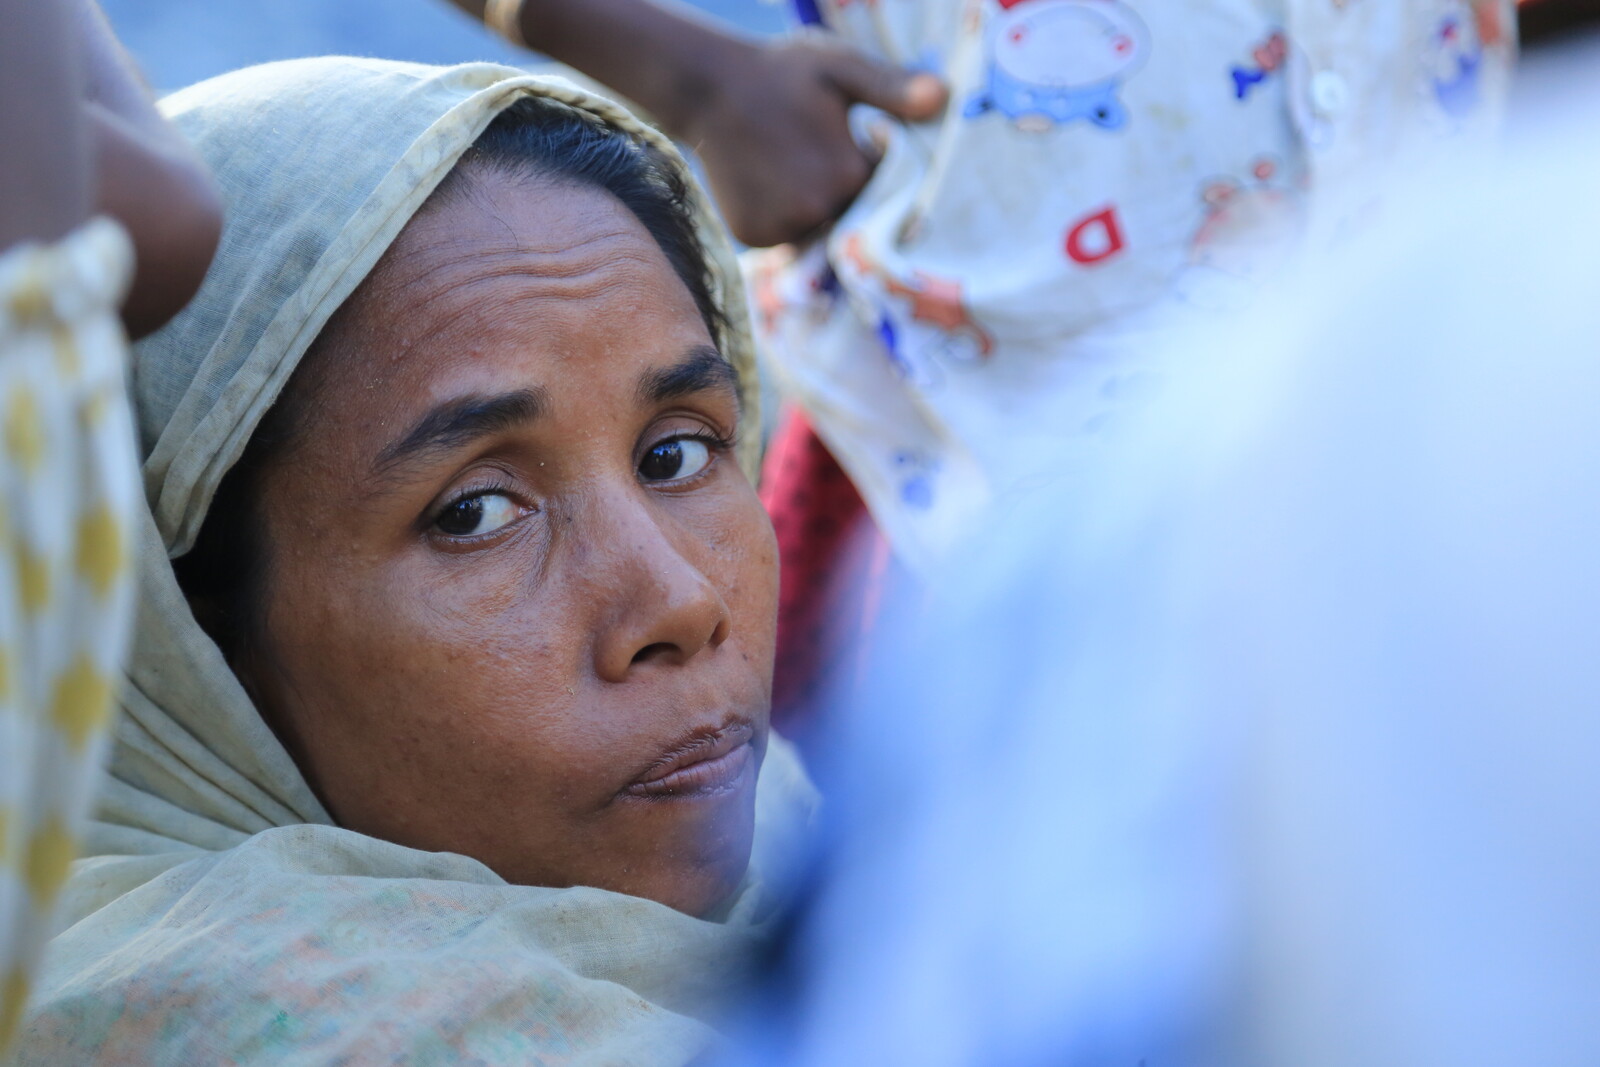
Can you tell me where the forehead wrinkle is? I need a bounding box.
[366,233,652,321]
[376,220,642,295]
[395,248,674,345]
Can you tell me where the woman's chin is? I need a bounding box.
[478,762,763,917]
[620,781,762,918]
[536,833,757,919]
[648,854,756,919]
[605,729,766,916]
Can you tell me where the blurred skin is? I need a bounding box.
[0,0,90,249]
[70,0,223,338]
[0,0,221,337]
[235,171,779,917]
[1518,0,1600,45]
[449,0,948,247]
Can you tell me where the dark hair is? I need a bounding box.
[175,95,730,661]
[439,97,727,344]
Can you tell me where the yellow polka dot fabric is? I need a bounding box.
[0,219,137,1054]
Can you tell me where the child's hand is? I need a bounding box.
[682,36,946,248]
[74,0,222,338]
[456,0,946,249]
[86,101,223,339]
[0,0,91,254]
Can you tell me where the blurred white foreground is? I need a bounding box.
[750,42,1600,1067]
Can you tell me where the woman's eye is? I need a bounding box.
[435,491,521,537]
[639,437,713,483]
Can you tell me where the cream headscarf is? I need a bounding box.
[11,58,813,1065]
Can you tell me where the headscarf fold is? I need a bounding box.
[13,58,811,1065]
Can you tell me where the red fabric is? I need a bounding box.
[760,407,875,734]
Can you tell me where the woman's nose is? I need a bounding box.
[590,504,732,683]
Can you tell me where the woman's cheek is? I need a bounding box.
[717,494,781,659]
[731,488,780,590]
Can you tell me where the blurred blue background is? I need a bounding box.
[102,0,789,93]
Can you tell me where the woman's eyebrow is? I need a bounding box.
[373,388,549,475]
[636,345,740,408]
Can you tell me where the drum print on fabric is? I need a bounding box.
[965,0,1152,132]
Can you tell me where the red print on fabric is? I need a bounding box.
[884,272,996,359]
[843,233,996,362]
[1064,205,1128,265]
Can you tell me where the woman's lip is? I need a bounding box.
[627,720,756,799]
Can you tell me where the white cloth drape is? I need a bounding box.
[0,219,137,1056]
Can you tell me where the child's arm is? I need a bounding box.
[449,0,945,247]
[71,0,223,338]
[1519,0,1600,45]
[0,0,91,252]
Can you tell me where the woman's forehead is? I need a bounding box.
[371,177,679,311]
[342,180,704,355]
[286,179,727,462]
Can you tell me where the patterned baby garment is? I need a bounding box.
[0,219,137,1052]
[751,0,1518,568]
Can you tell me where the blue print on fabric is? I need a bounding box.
[792,0,824,27]
[877,315,914,379]
[1231,66,1268,100]
[1434,48,1483,117]
[893,451,939,510]
[964,0,1150,133]
[1428,12,1487,120]
[967,65,1131,129]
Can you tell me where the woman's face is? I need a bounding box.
[240,170,778,917]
